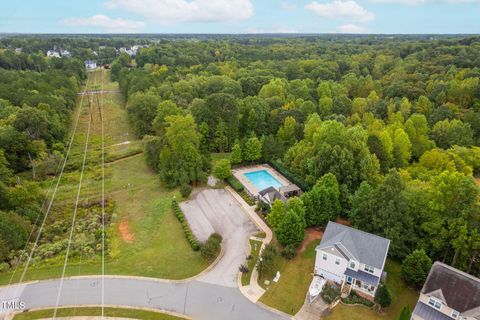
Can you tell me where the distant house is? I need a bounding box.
[46,50,60,58]
[258,186,287,205]
[60,49,71,57]
[411,262,480,320]
[84,60,97,70]
[314,222,390,298]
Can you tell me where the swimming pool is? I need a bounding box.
[244,170,283,191]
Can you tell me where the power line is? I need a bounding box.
[14,75,90,290]
[100,67,106,320]
[52,74,95,319]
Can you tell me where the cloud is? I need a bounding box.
[61,14,145,33]
[306,0,375,22]
[280,1,297,10]
[246,24,298,33]
[336,24,368,33]
[369,0,479,4]
[104,0,254,23]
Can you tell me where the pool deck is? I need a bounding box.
[232,164,292,196]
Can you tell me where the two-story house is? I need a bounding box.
[411,262,480,320]
[314,221,390,298]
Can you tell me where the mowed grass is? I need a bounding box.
[326,260,419,320]
[241,239,262,286]
[0,69,208,284]
[105,155,209,278]
[259,240,319,315]
[13,307,186,320]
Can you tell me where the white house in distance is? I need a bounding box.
[411,262,480,320]
[84,60,97,70]
[314,222,390,298]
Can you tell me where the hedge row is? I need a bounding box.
[172,198,200,251]
[269,160,310,191]
[226,175,244,192]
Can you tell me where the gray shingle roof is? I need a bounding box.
[345,268,380,286]
[413,302,453,320]
[422,262,480,314]
[317,222,390,269]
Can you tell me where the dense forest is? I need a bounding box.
[1,34,480,282]
[113,36,480,277]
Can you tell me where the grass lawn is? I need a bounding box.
[241,239,262,286]
[13,307,186,320]
[259,240,319,315]
[326,260,419,320]
[0,69,209,284]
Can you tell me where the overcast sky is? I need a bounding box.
[1,0,479,34]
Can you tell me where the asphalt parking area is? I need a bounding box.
[180,189,259,287]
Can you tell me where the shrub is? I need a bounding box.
[180,184,193,198]
[172,198,200,251]
[342,290,374,307]
[269,160,310,191]
[239,264,249,274]
[201,233,222,260]
[281,244,296,260]
[257,244,277,279]
[226,175,244,192]
[213,159,232,179]
[401,249,432,289]
[375,283,392,308]
[398,305,412,320]
[320,282,341,304]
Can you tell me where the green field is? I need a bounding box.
[13,307,186,320]
[259,240,319,315]
[0,69,208,284]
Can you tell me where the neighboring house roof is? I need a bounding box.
[259,186,287,204]
[422,262,480,314]
[413,302,453,320]
[344,268,380,286]
[317,222,390,270]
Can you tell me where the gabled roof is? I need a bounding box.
[316,221,390,270]
[259,186,287,203]
[422,262,480,314]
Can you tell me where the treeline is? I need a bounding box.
[0,52,84,269]
[114,35,480,277]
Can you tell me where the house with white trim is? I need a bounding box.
[411,262,480,320]
[314,222,390,298]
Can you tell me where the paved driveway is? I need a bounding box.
[181,189,259,287]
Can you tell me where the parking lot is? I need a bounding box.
[180,189,259,287]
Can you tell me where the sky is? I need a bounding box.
[0,0,479,34]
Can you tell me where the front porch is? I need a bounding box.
[342,270,379,300]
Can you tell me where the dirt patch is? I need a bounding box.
[335,217,352,226]
[119,220,135,243]
[299,227,324,253]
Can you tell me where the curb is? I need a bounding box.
[9,304,191,320]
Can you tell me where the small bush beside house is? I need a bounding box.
[374,283,392,308]
[401,249,432,289]
[321,282,341,304]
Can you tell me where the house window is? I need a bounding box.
[350,262,356,269]
[428,297,442,310]
[364,265,374,273]
[335,258,340,265]
[322,253,327,261]
[451,310,459,319]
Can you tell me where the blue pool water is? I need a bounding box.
[244,170,283,191]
